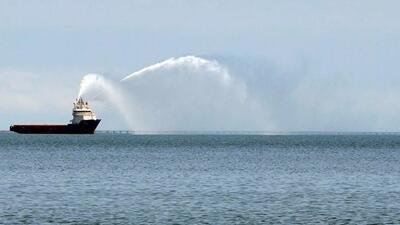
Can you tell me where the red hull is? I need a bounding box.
[10,119,101,134]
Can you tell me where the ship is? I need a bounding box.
[10,98,101,134]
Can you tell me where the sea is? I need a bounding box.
[1,132,400,224]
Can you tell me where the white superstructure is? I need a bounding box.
[71,98,97,124]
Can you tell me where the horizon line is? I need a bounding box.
[2,130,400,135]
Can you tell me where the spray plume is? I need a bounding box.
[77,56,267,131]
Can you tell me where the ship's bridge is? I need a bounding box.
[71,98,97,124]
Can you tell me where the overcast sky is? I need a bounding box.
[1,0,400,131]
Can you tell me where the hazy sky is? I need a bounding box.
[1,0,400,131]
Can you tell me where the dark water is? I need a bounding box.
[1,133,400,224]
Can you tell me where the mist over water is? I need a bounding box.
[77,55,400,132]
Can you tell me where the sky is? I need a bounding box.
[1,0,400,131]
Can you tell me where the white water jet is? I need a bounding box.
[122,56,232,84]
[78,73,135,129]
[77,56,268,131]
[78,73,108,100]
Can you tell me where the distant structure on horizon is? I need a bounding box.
[10,98,101,134]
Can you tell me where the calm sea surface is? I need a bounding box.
[1,133,400,224]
